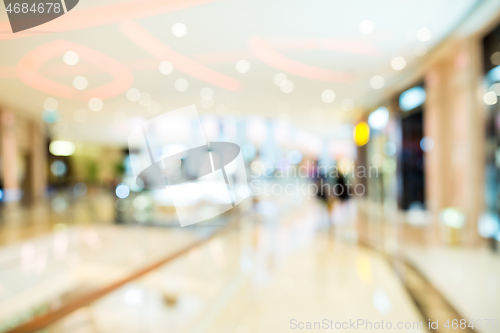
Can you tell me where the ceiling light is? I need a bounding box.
[416,28,432,42]
[280,80,294,93]
[370,75,384,89]
[359,20,374,34]
[321,89,335,103]
[391,56,407,70]
[236,60,250,73]
[274,73,287,86]
[63,51,79,65]
[73,76,88,90]
[171,23,187,37]
[88,98,103,112]
[159,61,174,75]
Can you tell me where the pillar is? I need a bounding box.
[29,121,47,201]
[425,37,485,246]
[1,109,20,202]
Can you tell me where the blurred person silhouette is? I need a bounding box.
[335,173,350,201]
[332,172,351,223]
[311,160,334,230]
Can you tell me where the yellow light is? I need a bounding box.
[356,254,372,284]
[354,122,370,146]
[49,140,76,156]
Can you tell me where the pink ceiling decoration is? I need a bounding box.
[249,37,357,83]
[265,37,380,57]
[16,40,133,101]
[0,0,220,40]
[120,21,241,91]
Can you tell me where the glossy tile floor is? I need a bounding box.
[404,247,500,333]
[0,190,499,333]
[45,197,426,333]
[0,189,115,247]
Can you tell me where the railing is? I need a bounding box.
[4,223,231,333]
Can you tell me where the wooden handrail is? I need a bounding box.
[6,228,224,333]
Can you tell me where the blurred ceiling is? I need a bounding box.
[0,0,487,144]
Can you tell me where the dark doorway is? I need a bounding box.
[399,110,425,210]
